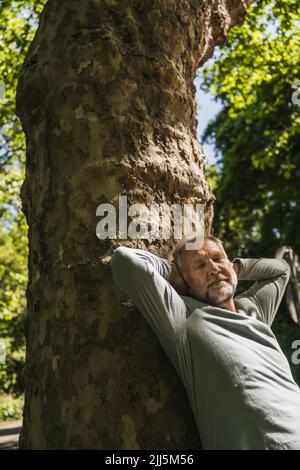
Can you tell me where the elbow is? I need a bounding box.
[108,246,129,289]
[111,245,130,258]
[110,246,129,268]
[279,259,291,279]
[109,246,134,276]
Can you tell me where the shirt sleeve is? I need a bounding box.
[109,246,187,346]
[233,257,291,326]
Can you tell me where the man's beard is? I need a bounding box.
[191,280,236,307]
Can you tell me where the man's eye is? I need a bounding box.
[195,263,204,269]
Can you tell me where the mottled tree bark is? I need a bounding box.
[16,0,253,449]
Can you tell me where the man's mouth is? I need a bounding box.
[208,279,229,287]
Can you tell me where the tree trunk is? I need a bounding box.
[16,0,253,449]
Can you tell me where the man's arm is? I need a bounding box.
[233,257,290,326]
[109,246,187,347]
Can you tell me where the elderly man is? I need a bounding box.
[109,233,300,450]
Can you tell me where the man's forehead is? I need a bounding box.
[182,239,225,261]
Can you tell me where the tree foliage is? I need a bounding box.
[200,0,300,259]
[0,0,45,396]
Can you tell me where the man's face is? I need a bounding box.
[180,239,238,307]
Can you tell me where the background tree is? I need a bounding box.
[201,0,300,257]
[15,0,253,449]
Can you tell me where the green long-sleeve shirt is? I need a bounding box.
[109,246,300,450]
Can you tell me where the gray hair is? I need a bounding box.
[172,232,224,272]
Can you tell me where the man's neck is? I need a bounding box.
[218,298,237,313]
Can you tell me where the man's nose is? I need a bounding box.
[207,260,220,274]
